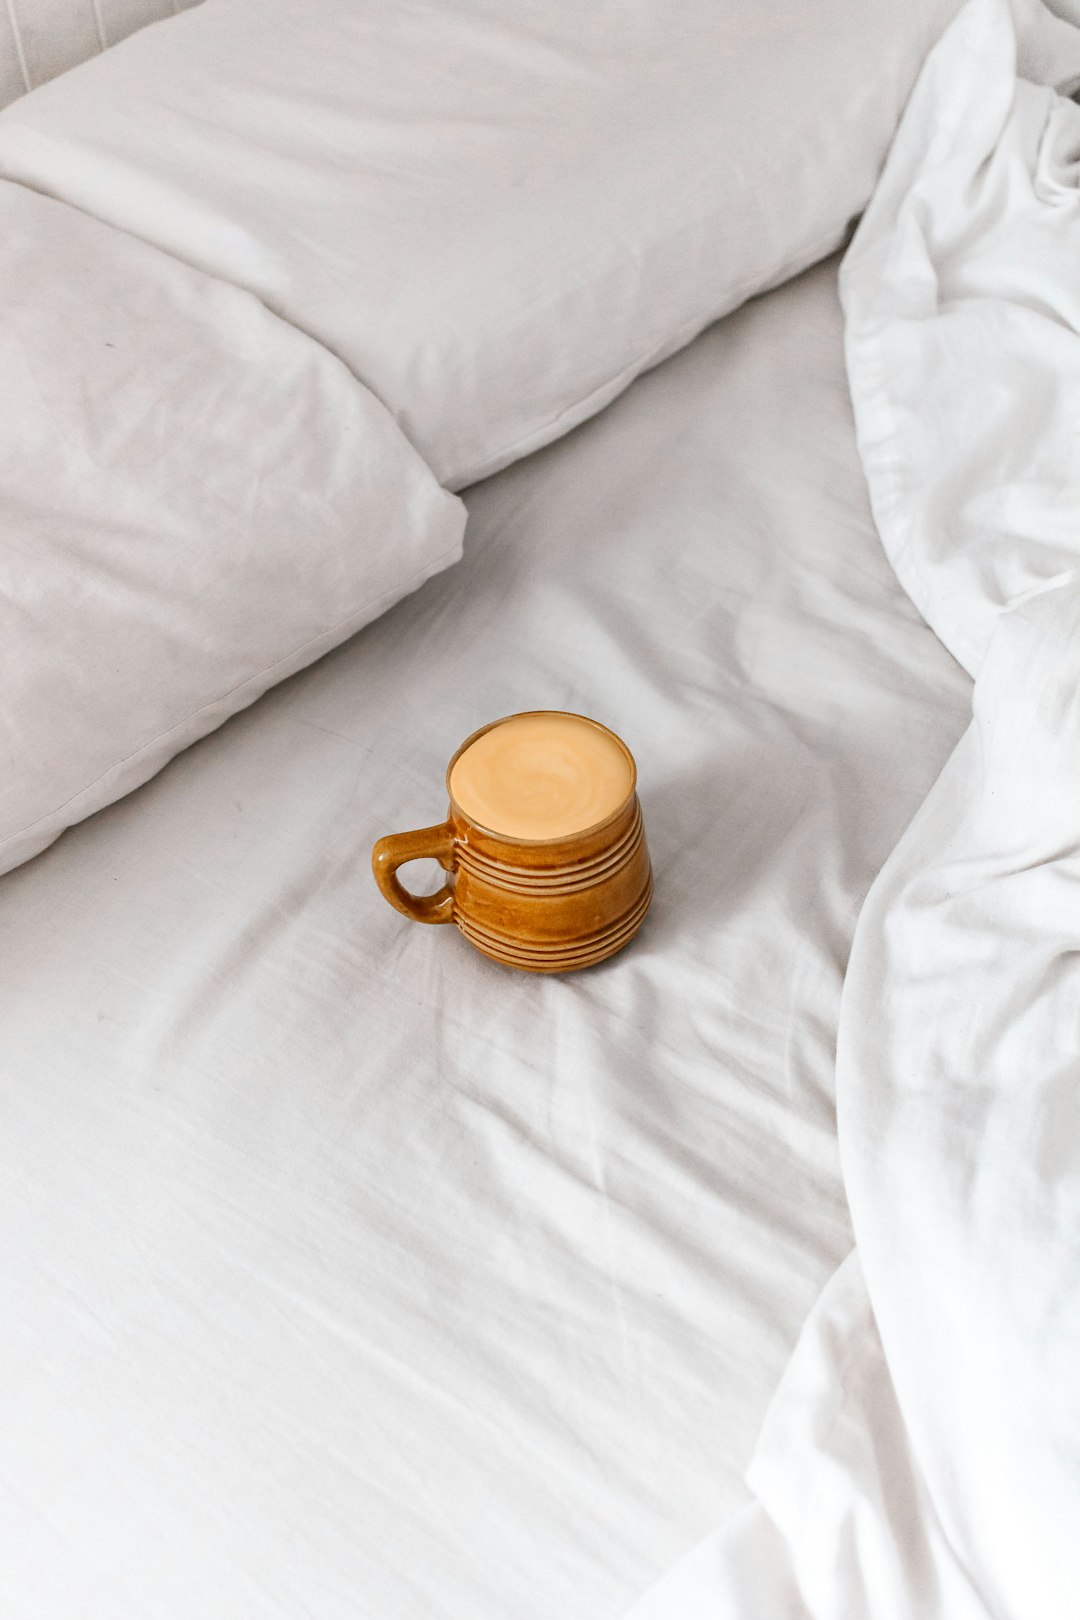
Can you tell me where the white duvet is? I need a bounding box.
[635,3,1080,1615]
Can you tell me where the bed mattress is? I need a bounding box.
[0,257,971,1619]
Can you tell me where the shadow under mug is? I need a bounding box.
[371,711,652,973]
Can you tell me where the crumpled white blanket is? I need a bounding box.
[629,1,1080,1614]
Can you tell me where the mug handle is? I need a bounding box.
[371,822,456,924]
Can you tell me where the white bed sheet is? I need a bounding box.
[0,259,971,1620]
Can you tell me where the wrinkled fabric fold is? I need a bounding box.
[630,1,1080,1614]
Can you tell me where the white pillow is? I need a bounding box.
[0,182,464,876]
[0,0,965,490]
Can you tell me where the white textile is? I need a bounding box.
[0,0,965,489]
[633,2,1080,1614]
[0,182,463,875]
[0,261,970,1620]
[0,0,201,110]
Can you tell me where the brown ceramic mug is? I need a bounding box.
[371,711,652,973]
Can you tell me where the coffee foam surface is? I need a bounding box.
[449,714,632,840]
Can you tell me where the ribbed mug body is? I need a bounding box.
[447,789,651,973]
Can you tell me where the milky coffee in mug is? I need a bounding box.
[371,711,652,973]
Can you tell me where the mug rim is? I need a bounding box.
[445,709,638,847]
